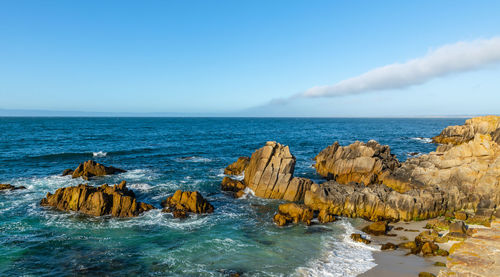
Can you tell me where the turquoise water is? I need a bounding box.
[0,117,463,276]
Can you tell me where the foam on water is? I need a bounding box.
[295,219,378,277]
[93,151,107,157]
[176,156,213,163]
[411,137,433,143]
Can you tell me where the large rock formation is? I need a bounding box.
[432,115,500,145]
[313,140,400,186]
[66,160,126,180]
[273,203,313,226]
[161,190,214,218]
[224,157,250,175]
[224,141,312,202]
[0,184,26,191]
[40,181,154,217]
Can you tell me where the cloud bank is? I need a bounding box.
[301,37,500,98]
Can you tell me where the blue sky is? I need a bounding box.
[0,0,499,116]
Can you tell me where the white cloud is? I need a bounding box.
[303,37,500,98]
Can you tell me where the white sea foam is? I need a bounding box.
[93,151,107,157]
[118,169,156,181]
[238,187,256,199]
[411,137,433,143]
[177,156,213,163]
[295,219,378,277]
[127,183,153,191]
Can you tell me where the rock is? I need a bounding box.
[449,221,467,234]
[439,220,500,277]
[224,157,250,175]
[434,261,446,267]
[273,203,313,226]
[221,177,246,197]
[161,190,214,218]
[317,209,336,223]
[62,169,74,176]
[398,241,417,249]
[421,241,439,256]
[380,242,398,250]
[425,218,451,231]
[0,184,26,191]
[432,115,500,145]
[350,233,371,244]
[454,211,468,221]
[415,230,439,245]
[445,232,467,241]
[313,140,400,186]
[435,249,449,256]
[419,272,436,277]
[40,181,154,217]
[466,211,492,227]
[362,221,388,236]
[494,209,500,219]
[69,160,126,180]
[243,142,312,201]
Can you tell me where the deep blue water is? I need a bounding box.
[0,117,464,276]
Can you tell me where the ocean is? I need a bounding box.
[0,117,464,276]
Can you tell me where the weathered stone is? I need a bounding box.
[40,181,153,217]
[425,218,451,231]
[273,203,313,226]
[69,160,126,180]
[421,241,439,256]
[0,184,26,191]
[454,211,468,221]
[221,177,246,197]
[62,169,73,176]
[161,190,214,218]
[432,115,500,145]
[449,221,467,234]
[243,142,312,202]
[445,232,467,241]
[362,221,388,236]
[419,272,436,277]
[380,242,398,250]
[317,209,336,223]
[415,230,439,246]
[350,233,371,244]
[398,241,417,249]
[314,140,400,187]
[224,157,250,175]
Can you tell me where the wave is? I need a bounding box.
[295,219,378,277]
[238,187,255,199]
[176,156,213,163]
[92,151,107,157]
[410,137,433,143]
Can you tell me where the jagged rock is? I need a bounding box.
[273,203,313,226]
[0,184,26,191]
[40,181,153,217]
[350,233,371,244]
[221,177,246,197]
[68,160,126,180]
[62,169,73,176]
[421,241,439,256]
[380,242,398,250]
[243,141,312,202]
[224,157,250,175]
[362,221,388,236]
[317,209,336,223]
[432,115,500,145]
[161,190,214,218]
[454,211,468,221]
[425,218,451,231]
[313,140,400,186]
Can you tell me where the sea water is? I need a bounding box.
[0,117,463,276]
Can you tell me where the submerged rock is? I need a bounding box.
[40,181,154,217]
[0,184,26,191]
[224,157,250,175]
[161,190,214,218]
[273,203,313,226]
[313,140,400,186]
[67,160,126,180]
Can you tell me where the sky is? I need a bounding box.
[0,0,499,117]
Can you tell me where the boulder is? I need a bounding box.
[68,160,126,180]
[362,221,388,236]
[243,141,312,201]
[419,272,436,277]
[425,218,451,231]
[350,233,371,244]
[62,169,73,176]
[380,242,398,250]
[273,203,313,226]
[40,181,153,217]
[0,184,26,191]
[224,157,250,175]
[398,241,417,250]
[221,177,246,197]
[454,211,468,221]
[432,115,500,145]
[313,140,400,186]
[317,209,336,223]
[449,221,467,234]
[161,190,214,218]
[421,241,439,256]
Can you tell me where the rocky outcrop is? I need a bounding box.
[220,177,246,198]
[273,203,313,226]
[233,141,313,202]
[224,157,250,175]
[362,221,388,235]
[40,181,153,217]
[313,140,400,186]
[438,220,500,277]
[67,160,126,180]
[0,184,26,191]
[161,190,214,218]
[432,115,500,145]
